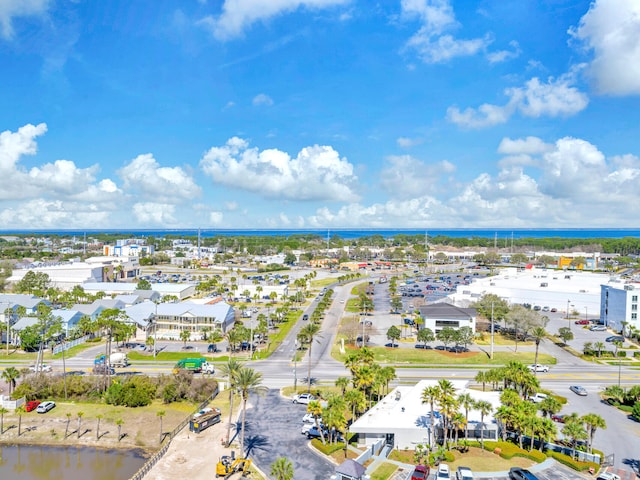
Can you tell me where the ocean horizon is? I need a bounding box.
[2,228,640,240]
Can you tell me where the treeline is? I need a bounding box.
[3,232,640,255]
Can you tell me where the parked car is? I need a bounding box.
[25,400,41,412]
[302,413,321,424]
[207,343,219,353]
[509,467,539,480]
[550,308,558,312]
[411,465,430,480]
[590,325,607,331]
[597,473,621,480]
[36,401,56,413]
[606,335,624,343]
[570,385,588,396]
[575,319,590,325]
[436,464,451,480]
[302,314,309,321]
[456,467,474,480]
[301,423,319,435]
[29,364,52,373]
[529,393,548,403]
[292,393,315,404]
[551,414,565,423]
[527,364,549,373]
[305,425,328,439]
[384,343,399,348]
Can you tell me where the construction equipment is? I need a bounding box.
[215,457,252,478]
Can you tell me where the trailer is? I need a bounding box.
[189,408,222,433]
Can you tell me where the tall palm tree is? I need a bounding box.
[335,377,350,396]
[299,322,322,393]
[582,413,606,454]
[1,366,20,394]
[307,400,326,444]
[457,392,475,442]
[219,357,243,447]
[535,417,557,452]
[0,406,7,435]
[421,385,440,449]
[562,418,587,460]
[344,388,366,421]
[236,367,267,456]
[531,326,547,368]
[475,400,493,450]
[270,457,294,480]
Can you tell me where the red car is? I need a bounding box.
[575,319,590,325]
[25,400,40,412]
[411,465,430,480]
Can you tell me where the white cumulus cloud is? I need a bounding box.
[118,153,201,202]
[199,0,349,40]
[570,0,640,95]
[380,155,455,198]
[447,72,589,128]
[200,137,359,202]
[401,0,491,63]
[0,123,47,171]
[132,202,177,225]
[0,0,49,39]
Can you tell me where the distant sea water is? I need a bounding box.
[2,228,640,239]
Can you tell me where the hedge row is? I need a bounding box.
[311,439,348,455]
[468,440,547,463]
[547,451,599,472]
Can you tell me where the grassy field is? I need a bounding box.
[332,340,555,365]
[370,462,398,480]
[389,446,534,472]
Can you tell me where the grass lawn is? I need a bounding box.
[389,446,534,473]
[53,340,105,360]
[370,462,398,480]
[332,342,555,365]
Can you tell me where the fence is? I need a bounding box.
[53,335,90,355]
[355,438,385,464]
[0,395,25,410]
[128,384,219,480]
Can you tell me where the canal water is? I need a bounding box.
[0,444,147,480]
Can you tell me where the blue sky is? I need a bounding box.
[1,0,640,229]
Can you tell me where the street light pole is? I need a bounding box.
[566,299,570,320]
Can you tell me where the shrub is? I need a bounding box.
[631,402,640,419]
[618,351,627,358]
[468,440,547,463]
[547,451,599,472]
[633,351,640,358]
[311,439,347,455]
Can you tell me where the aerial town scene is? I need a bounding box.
[1,1,639,480]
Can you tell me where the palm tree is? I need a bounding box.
[299,322,322,393]
[270,457,294,480]
[344,388,366,421]
[457,392,475,441]
[562,417,587,460]
[421,385,440,449]
[179,328,190,348]
[475,400,493,450]
[335,377,350,396]
[538,395,561,418]
[157,410,165,444]
[450,412,466,447]
[475,370,488,391]
[65,412,72,438]
[96,414,103,440]
[236,366,267,456]
[77,411,84,439]
[16,405,25,436]
[1,367,20,394]
[531,326,547,368]
[582,413,606,454]
[535,417,556,451]
[307,400,326,444]
[0,406,7,434]
[116,418,124,442]
[219,357,242,447]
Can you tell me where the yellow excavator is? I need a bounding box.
[215,456,252,478]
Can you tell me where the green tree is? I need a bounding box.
[77,411,84,439]
[475,400,493,450]
[299,322,322,393]
[136,279,152,290]
[473,294,510,326]
[582,413,606,454]
[335,377,350,396]
[421,385,439,448]
[457,392,475,442]
[236,367,267,455]
[1,366,20,394]
[16,404,25,436]
[562,417,587,460]
[157,410,165,444]
[179,329,191,348]
[307,400,326,444]
[386,325,401,347]
[270,457,294,480]
[531,326,547,367]
[436,327,455,349]
[219,358,242,447]
[0,406,7,434]
[116,418,124,442]
[417,327,435,348]
[557,327,574,345]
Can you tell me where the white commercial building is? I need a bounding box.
[449,267,616,318]
[600,283,640,334]
[418,303,476,334]
[349,380,501,450]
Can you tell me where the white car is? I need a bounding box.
[36,401,56,413]
[193,407,213,418]
[302,413,321,424]
[292,393,315,404]
[527,364,549,373]
[301,423,316,435]
[456,467,474,480]
[29,364,52,373]
[437,464,451,480]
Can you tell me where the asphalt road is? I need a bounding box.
[241,389,335,480]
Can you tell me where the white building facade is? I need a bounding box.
[600,283,640,333]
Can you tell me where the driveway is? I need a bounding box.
[243,389,335,480]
